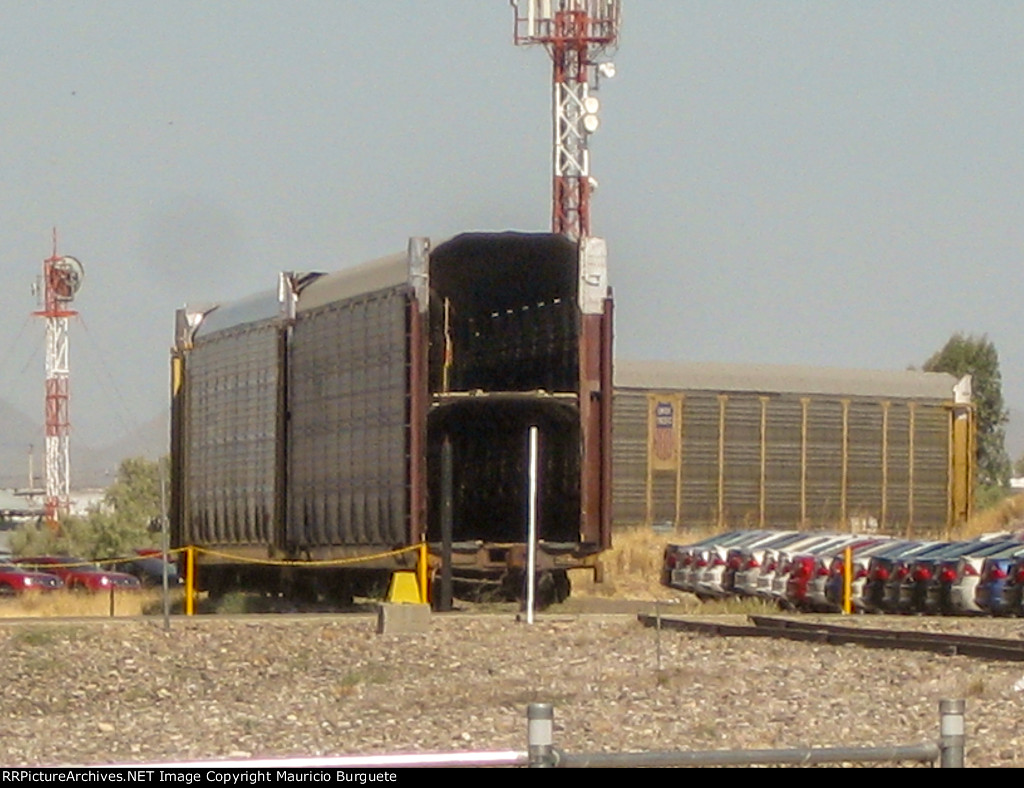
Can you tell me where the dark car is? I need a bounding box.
[112,552,182,588]
[899,541,997,614]
[15,556,142,592]
[976,553,1024,616]
[0,563,64,594]
[862,541,941,613]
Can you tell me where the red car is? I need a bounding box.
[0,563,65,594]
[15,557,141,592]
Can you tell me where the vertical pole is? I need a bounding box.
[439,438,454,612]
[800,398,809,527]
[842,546,853,615]
[417,541,429,606]
[759,396,768,528]
[717,395,727,529]
[841,399,850,530]
[109,586,115,618]
[185,545,195,616]
[908,404,917,539]
[939,699,966,768]
[159,457,170,631]
[526,426,540,624]
[655,599,662,673]
[527,703,555,768]
[881,401,890,531]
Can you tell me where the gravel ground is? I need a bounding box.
[2,607,1024,768]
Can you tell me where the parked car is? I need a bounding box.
[779,535,866,611]
[734,532,843,599]
[15,556,141,592]
[943,541,1024,615]
[823,539,902,613]
[693,531,788,600]
[0,563,64,594]
[898,541,997,614]
[662,530,751,592]
[112,551,183,588]
[804,538,889,613]
[862,541,939,613]
[975,551,1024,616]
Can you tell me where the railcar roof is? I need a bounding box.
[615,359,959,401]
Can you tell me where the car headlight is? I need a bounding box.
[23,578,33,587]
[99,576,110,586]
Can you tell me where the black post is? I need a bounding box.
[439,437,454,612]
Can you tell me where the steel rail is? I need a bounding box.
[637,613,1024,662]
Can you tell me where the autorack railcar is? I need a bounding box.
[170,231,613,603]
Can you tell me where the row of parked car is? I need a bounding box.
[662,529,1024,616]
[0,551,182,595]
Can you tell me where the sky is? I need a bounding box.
[2,1,1024,461]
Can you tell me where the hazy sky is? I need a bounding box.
[3,1,1024,461]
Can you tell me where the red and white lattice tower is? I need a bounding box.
[511,0,620,240]
[33,231,84,524]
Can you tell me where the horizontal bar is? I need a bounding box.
[97,751,530,769]
[557,743,939,768]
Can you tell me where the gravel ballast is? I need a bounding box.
[2,610,1024,768]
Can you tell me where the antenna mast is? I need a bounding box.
[511,0,620,240]
[34,230,84,524]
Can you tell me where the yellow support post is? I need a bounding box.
[185,546,195,616]
[842,546,853,615]
[418,541,429,605]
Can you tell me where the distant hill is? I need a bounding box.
[71,412,169,487]
[0,399,45,489]
[0,397,168,490]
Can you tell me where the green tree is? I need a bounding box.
[924,333,1010,487]
[12,456,164,559]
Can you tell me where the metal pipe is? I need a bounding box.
[527,702,555,768]
[439,438,454,612]
[939,698,966,768]
[558,744,939,768]
[843,545,852,615]
[102,751,530,770]
[526,426,539,624]
[185,546,195,616]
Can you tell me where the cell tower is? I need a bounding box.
[33,231,84,524]
[511,0,621,239]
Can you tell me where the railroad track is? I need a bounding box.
[636,613,1024,661]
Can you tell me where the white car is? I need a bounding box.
[948,542,1024,614]
[693,531,788,600]
[733,532,840,598]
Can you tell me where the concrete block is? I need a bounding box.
[377,602,431,635]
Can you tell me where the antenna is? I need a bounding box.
[33,229,84,525]
[511,0,621,239]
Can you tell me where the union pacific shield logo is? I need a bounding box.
[653,401,675,464]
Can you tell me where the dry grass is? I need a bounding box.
[0,589,179,618]
[959,492,1024,539]
[570,524,715,601]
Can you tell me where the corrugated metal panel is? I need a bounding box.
[287,286,410,548]
[613,385,957,536]
[184,319,281,546]
[615,359,958,401]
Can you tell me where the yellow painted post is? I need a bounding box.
[418,541,429,605]
[843,545,853,615]
[185,546,195,616]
